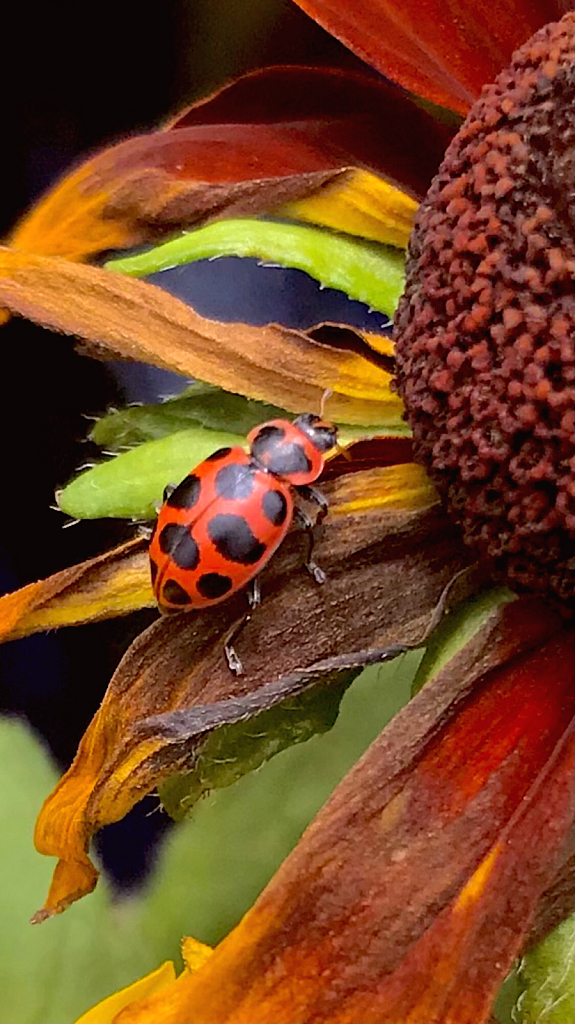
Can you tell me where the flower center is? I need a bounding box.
[394,14,575,604]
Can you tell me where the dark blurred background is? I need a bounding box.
[1,0,376,889]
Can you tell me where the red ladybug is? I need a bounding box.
[149,414,338,626]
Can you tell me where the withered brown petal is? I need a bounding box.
[33,464,467,920]
[114,601,573,1024]
[0,249,393,422]
[294,0,571,115]
[0,537,150,643]
[10,67,454,265]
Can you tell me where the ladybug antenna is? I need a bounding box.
[319,388,333,418]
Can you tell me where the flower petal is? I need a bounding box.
[9,67,454,266]
[32,463,471,920]
[294,0,571,114]
[0,249,395,421]
[0,537,150,643]
[114,600,573,1024]
[75,962,177,1024]
[280,168,418,248]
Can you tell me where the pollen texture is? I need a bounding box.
[394,15,575,603]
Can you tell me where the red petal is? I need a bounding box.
[116,602,574,1024]
[10,67,454,263]
[295,0,571,113]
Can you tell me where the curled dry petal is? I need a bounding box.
[113,600,574,1024]
[9,67,453,264]
[0,248,397,422]
[0,538,150,643]
[294,0,571,114]
[32,462,472,920]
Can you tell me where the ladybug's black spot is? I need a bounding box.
[208,513,266,565]
[162,579,192,606]
[262,489,288,526]
[266,442,311,478]
[205,446,232,462]
[166,473,201,509]
[159,523,200,570]
[150,558,159,586]
[197,572,233,599]
[159,523,183,555]
[250,425,285,463]
[215,462,255,500]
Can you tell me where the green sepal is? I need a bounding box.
[58,426,243,520]
[106,217,405,317]
[92,383,287,452]
[515,916,575,1024]
[411,586,516,695]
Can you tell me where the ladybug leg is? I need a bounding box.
[297,484,329,524]
[224,578,261,675]
[293,504,326,585]
[247,576,262,610]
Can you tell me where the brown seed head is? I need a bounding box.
[394,14,575,603]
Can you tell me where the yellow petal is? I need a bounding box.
[280,169,418,249]
[75,961,177,1024]
[181,936,214,972]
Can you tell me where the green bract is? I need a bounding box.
[91,385,286,452]
[58,428,242,520]
[106,218,405,317]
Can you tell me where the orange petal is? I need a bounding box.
[0,248,396,423]
[295,0,570,114]
[113,602,574,1024]
[9,67,453,266]
[77,939,213,1023]
[0,537,150,643]
[33,464,469,920]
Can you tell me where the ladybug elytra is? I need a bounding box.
[149,414,338,621]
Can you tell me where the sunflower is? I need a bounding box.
[0,2,572,1023]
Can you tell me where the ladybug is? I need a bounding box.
[149,413,338,669]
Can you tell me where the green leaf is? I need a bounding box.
[515,916,575,1024]
[106,218,406,317]
[159,672,357,821]
[139,656,421,955]
[0,717,162,1024]
[58,426,243,519]
[92,383,287,452]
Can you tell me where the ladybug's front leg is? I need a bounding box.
[224,578,261,675]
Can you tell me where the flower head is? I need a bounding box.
[395,14,575,602]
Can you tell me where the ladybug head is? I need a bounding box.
[293,413,338,453]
